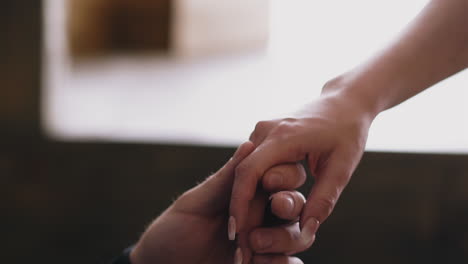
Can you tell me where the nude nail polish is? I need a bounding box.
[234,247,243,264]
[301,218,319,245]
[228,216,236,241]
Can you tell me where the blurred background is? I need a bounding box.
[2,0,468,263]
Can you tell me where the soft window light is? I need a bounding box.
[43,0,468,153]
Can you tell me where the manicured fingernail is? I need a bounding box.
[301,218,320,245]
[255,231,273,250]
[234,247,243,264]
[268,173,283,188]
[228,216,236,241]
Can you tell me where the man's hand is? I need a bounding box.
[130,142,308,264]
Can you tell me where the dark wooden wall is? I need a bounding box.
[1,1,467,264]
[68,0,171,59]
[0,1,42,137]
[300,152,468,263]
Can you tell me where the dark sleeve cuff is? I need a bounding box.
[111,246,134,264]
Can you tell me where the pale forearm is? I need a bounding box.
[323,0,468,117]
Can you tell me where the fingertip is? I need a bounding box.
[299,217,319,247]
[262,163,306,192]
[271,193,294,219]
[271,191,305,221]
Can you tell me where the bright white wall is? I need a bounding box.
[43,0,468,153]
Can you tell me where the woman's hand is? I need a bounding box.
[229,87,377,252]
[230,0,468,259]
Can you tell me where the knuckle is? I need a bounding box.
[251,120,274,144]
[271,118,300,137]
[249,130,256,140]
[277,120,293,131]
[249,131,260,144]
[254,120,271,131]
[277,120,293,130]
[282,117,297,123]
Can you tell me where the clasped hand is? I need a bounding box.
[131,142,311,264]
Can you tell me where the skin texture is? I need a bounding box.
[230,0,468,259]
[130,142,310,264]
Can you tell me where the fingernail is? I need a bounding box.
[234,247,243,264]
[301,218,320,245]
[228,216,236,241]
[268,173,283,188]
[255,231,273,250]
[282,195,295,216]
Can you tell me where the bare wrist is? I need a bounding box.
[321,74,382,122]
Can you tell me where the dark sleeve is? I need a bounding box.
[111,246,134,264]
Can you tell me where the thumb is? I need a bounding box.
[300,154,352,236]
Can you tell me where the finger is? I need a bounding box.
[249,222,317,255]
[214,141,256,180]
[175,141,255,214]
[253,255,304,264]
[237,191,268,264]
[270,191,305,221]
[300,153,352,229]
[249,120,277,146]
[230,139,305,234]
[201,140,255,192]
[262,163,306,192]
